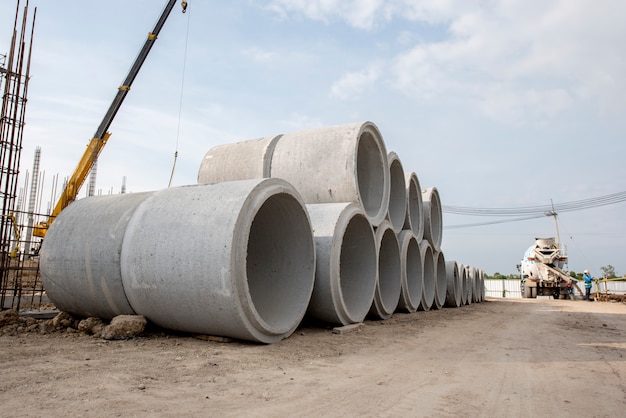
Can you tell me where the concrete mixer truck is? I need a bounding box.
[520,237,582,299]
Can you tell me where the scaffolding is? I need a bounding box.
[1,0,46,311]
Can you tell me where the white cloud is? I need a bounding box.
[242,47,277,62]
[267,0,626,123]
[330,65,380,100]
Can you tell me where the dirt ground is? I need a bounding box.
[1,298,625,417]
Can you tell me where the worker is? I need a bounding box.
[583,269,593,301]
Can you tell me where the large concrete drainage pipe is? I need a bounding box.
[120,179,315,343]
[444,261,462,308]
[396,230,422,313]
[40,193,152,319]
[433,250,447,310]
[369,220,401,320]
[422,187,442,252]
[386,152,407,233]
[464,265,474,306]
[459,263,468,306]
[306,203,377,325]
[403,172,424,241]
[270,121,390,227]
[197,135,281,183]
[419,240,435,311]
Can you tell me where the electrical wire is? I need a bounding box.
[168,4,191,188]
[443,191,626,216]
[443,190,626,229]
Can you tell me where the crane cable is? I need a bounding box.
[168,3,191,187]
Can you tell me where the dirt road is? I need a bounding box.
[1,298,625,417]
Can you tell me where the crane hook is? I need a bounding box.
[181,1,188,13]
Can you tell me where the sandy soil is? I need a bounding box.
[1,298,625,417]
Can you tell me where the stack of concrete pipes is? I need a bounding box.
[40,121,484,344]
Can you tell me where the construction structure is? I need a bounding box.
[0,0,45,311]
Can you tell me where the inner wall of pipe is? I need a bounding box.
[246,193,315,330]
[404,172,423,240]
[339,214,377,321]
[421,242,435,310]
[434,251,447,309]
[387,154,407,232]
[378,228,401,313]
[356,130,386,222]
[400,231,422,312]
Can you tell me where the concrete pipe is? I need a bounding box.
[386,152,407,233]
[197,135,281,183]
[271,121,390,227]
[368,220,401,320]
[422,187,442,252]
[481,269,486,301]
[444,261,463,308]
[433,250,447,310]
[121,179,316,344]
[40,192,152,320]
[306,202,377,325]
[403,172,424,241]
[464,265,474,306]
[477,268,485,302]
[396,230,422,313]
[419,240,435,311]
[471,266,481,303]
[459,263,468,306]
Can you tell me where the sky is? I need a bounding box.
[2,0,625,277]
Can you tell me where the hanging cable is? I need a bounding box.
[443,190,626,230]
[168,3,191,187]
[443,191,626,216]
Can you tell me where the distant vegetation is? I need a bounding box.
[485,264,620,280]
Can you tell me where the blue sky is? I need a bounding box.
[2,0,625,277]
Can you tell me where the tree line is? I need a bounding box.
[485,264,620,280]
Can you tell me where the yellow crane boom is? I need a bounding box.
[33,0,187,238]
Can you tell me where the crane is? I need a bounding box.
[33,0,188,238]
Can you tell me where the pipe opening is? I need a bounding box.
[356,131,385,221]
[387,155,407,231]
[246,193,314,331]
[378,228,401,313]
[404,235,422,308]
[421,243,435,310]
[339,214,377,320]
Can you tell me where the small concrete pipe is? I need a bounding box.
[418,240,435,311]
[197,135,281,183]
[368,220,401,320]
[306,202,377,325]
[403,172,424,241]
[459,263,468,306]
[40,192,152,319]
[471,266,481,303]
[422,187,442,252]
[396,230,422,313]
[464,265,474,306]
[477,268,485,302]
[433,250,447,310]
[386,152,407,233]
[444,260,463,308]
[120,179,316,344]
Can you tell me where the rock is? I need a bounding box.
[52,311,76,329]
[0,309,19,326]
[78,317,105,336]
[101,315,147,340]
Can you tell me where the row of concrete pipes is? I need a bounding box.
[40,121,485,343]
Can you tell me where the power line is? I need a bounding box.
[442,191,626,229]
[443,191,626,216]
